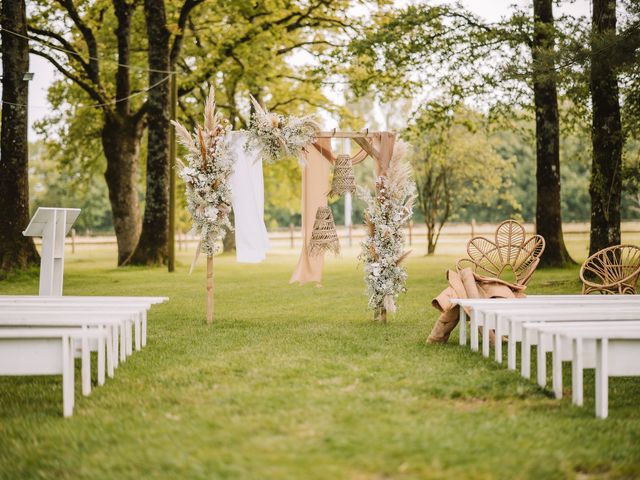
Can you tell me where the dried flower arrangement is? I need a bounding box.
[245,95,319,165]
[172,88,233,259]
[357,142,416,322]
[171,87,233,324]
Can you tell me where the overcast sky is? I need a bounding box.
[20,0,591,140]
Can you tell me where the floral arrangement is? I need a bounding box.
[245,95,319,165]
[358,142,416,322]
[172,88,233,259]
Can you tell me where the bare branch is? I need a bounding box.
[170,0,205,66]
[55,0,100,83]
[29,48,106,107]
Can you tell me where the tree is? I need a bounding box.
[127,0,202,265]
[32,0,361,264]
[405,106,518,255]
[0,0,40,273]
[29,140,113,234]
[345,3,578,266]
[531,0,574,266]
[29,0,148,265]
[589,0,624,254]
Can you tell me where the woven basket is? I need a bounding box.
[328,154,356,198]
[309,206,340,256]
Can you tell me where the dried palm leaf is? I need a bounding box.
[197,128,207,169]
[383,295,397,314]
[171,120,198,155]
[204,87,217,133]
[395,250,412,266]
[249,94,267,117]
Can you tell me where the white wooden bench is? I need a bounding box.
[0,310,135,386]
[475,305,640,369]
[531,323,640,418]
[0,303,147,356]
[0,309,131,365]
[521,320,640,388]
[451,296,640,351]
[0,295,168,348]
[0,327,108,416]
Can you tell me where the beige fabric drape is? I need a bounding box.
[427,268,526,343]
[289,138,332,284]
[371,132,396,175]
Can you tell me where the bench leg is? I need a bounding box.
[521,328,531,379]
[495,316,502,364]
[595,339,609,419]
[120,322,126,362]
[458,308,466,346]
[81,332,91,396]
[552,334,563,399]
[470,311,479,352]
[134,314,141,351]
[97,333,106,386]
[112,325,119,369]
[572,338,583,406]
[482,314,491,358]
[537,331,547,388]
[62,336,74,417]
[507,322,517,371]
[126,320,133,356]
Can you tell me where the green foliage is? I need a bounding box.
[28,141,113,233]
[405,105,519,253]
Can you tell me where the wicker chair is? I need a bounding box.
[579,245,640,295]
[456,220,546,287]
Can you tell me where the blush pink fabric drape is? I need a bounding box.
[289,132,397,285]
[289,138,332,285]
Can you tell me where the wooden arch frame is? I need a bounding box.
[310,130,396,176]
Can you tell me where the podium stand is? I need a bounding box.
[23,208,81,296]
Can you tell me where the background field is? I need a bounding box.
[1,230,639,479]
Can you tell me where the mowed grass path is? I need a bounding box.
[0,246,639,479]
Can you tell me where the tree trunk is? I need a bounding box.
[589,0,623,255]
[128,0,171,265]
[102,115,144,265]
[531,0,574,267]
[0,0,40,273]
[426,226,436,255]
[222,210,236,253]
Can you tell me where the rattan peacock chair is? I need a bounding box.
[456,220,546,287]
[579,244,640,295]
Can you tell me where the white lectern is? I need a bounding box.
[23,207,81,296]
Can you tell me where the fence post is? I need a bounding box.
[71,228,76,254]
[290,223,294,249]
[471,218,476,238]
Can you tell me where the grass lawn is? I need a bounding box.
[0,242,639,479]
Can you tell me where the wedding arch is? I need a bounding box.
[173,89,415,324]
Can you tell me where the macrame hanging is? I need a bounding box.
[309,206,340,256]
[328,154,356,198]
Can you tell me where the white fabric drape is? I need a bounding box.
[227,131,269,263]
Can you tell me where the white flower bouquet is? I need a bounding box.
[358,142,416,322]
[171,88,233,258]
[245,95,319,165]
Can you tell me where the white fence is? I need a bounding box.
[37,221,640,253]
